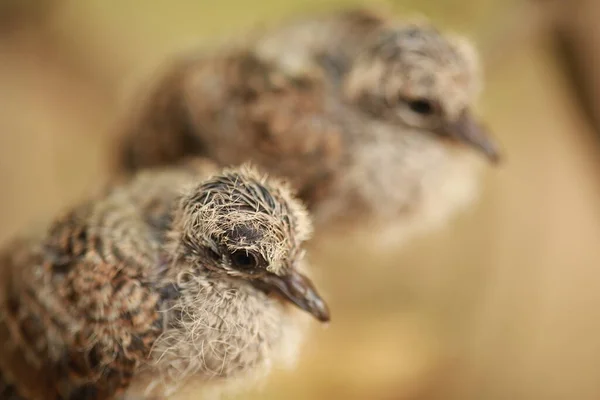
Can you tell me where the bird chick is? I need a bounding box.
[116,8,501,246]
[0,164,328,400]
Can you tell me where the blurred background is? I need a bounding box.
[2,0,600,399]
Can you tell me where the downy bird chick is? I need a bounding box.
[116,8,501,247]
[0,164,328,400]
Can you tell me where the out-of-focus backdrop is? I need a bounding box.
[2,0,600,399]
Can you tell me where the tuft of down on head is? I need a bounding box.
[172,164,312,277]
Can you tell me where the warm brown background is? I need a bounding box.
[1,0,600,399]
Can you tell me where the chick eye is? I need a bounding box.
[407,99,434,115]
[230,250,258,270]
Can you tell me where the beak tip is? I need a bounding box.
[487,150,502,165]
[308,298,331,323]
[316,308,331,323]
[485,141,505,165]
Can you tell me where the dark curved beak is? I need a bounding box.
[258,270,330,323]
[441,110,501,164]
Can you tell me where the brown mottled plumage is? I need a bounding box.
[0,164,328,400]
[116,8,501,246]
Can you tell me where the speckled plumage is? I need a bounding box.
[116,8,501,246]
[0,163,328,400]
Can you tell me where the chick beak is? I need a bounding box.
[441,110,501,164]
[260,270,330,323]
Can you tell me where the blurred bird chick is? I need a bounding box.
[116,7,501,248]
[0,162,328,400]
